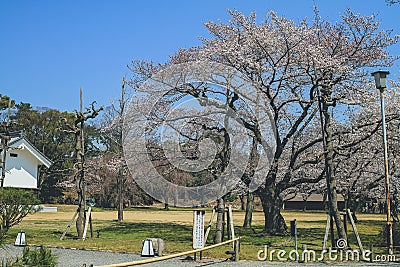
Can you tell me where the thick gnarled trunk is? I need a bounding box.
[260,190,288,235]
[258,167,288,235]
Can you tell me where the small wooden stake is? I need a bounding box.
[204,208,215,243]
[234,238,240,262]
[89,210,93,238]
[60,210,79,240]
[322,214,330,250]
[83,207,92,240]
[228,206,235,246]
[347,209,364,253]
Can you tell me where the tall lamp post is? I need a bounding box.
[371,70,393,254]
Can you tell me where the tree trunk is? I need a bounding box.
[76,207,85,239]
[76,130,85,239]
[321,93,347,240]
[62,88,102,238]
[117,167,124,222]
[243,192,254,228]
[255,159,288,235]
[0,136,9,188]
[173,191,178,207]
[214,197,225,243]
[260,190,288,235]
[239,195,245,211]
[116,79,126,222]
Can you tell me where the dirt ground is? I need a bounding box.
[25,205,386,226]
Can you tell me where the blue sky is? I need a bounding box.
[0,0,399,111]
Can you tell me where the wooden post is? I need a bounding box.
[60,210,79,240]
[204,208,215,244]
[347,209,364,253]
[234,238,240,262]
[83,207,92,240]
[322,214,330,250]
[226,208,231,240]
[228,206,235,245]
[329,214,335,247]
[303,244,308,263]
[89,211,93,238]
[343,212,348,245]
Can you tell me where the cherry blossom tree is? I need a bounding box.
[386,0,400,5]
[293,85,400,220]
[334,88,400,215]
[127,8,398,237]
[101,78,130,221]
[197,9,397,237]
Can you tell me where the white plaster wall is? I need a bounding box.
[3,148,39,189]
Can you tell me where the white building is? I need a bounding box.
[1,134,52,189]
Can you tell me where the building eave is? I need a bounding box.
[8,137,53,168]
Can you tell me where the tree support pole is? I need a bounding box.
[60,210,79,240]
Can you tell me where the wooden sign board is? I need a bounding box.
[193,210,205,249]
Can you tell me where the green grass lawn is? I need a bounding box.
[2,207,390,261]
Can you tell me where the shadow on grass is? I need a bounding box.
[234,221,386,250]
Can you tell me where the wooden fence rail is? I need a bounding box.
[91,237,240,267]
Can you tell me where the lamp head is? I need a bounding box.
[371,70,390,90]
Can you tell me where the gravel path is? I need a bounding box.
[1,244,399,267]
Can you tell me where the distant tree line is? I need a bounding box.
[0,95,153,208]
